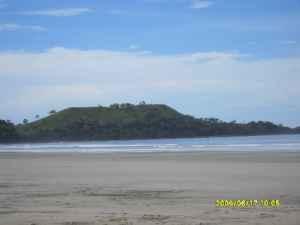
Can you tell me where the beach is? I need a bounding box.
[0,151,300,225]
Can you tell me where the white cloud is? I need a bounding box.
[108,9,127,15]
[21,8,92,17]
[280,40,297,45]
[139,0,215,9]
[0,23,46,32]
[0,47,300,125]
[129,44,140,50]
[190,0,213,9]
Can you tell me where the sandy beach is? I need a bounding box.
[0,151,300,225]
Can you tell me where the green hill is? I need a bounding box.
[0,103,298,143]
[17,104,190,141]
[14,103,294,142]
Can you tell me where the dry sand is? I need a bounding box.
[0,151,300,225]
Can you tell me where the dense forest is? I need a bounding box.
[0,103,299,143]
[0,120,19,142]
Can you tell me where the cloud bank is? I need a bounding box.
[190,0,214,9]
[0,47,299,125]
[21,8,92,17]
[0,23,46,32]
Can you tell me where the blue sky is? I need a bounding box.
[1,0,300,56]
[0,0,300,126]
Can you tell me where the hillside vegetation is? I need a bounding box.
[0,120,19,142]
[1,103,298,142]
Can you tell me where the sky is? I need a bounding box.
[0,0,300,127]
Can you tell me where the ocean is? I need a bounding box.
[0,134,300,153]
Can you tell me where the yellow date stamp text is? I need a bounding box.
[215,199,281,208]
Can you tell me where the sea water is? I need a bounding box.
[0,134,300,153]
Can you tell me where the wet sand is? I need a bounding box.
[0,151,300,225]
